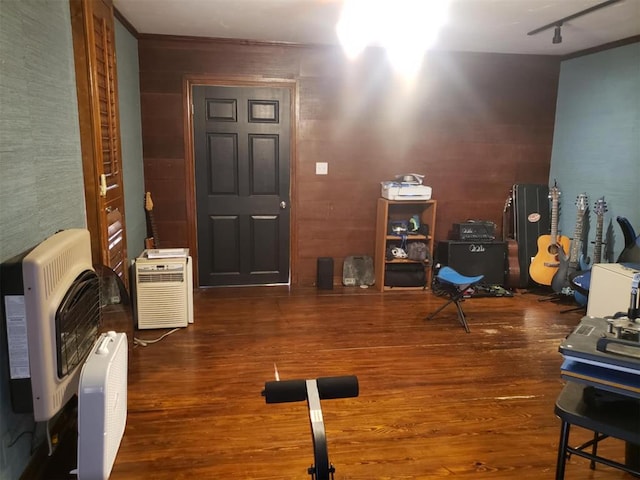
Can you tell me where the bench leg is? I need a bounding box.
[454,300,470,333]
[591,431,598,470]
[425,298,455,321]
[556,420,570,480]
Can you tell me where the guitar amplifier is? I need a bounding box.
[452,221,496,241]
[586,263,640,318]
[436,241,506,286]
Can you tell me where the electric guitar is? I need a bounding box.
[144,192,160,249]
[503,195,520,287]
[572,197,607,306]
[617,216,640,264]
[551,193,588,294]
[529,182,571,286]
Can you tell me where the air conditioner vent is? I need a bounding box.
[138,272,184,283]
[134,256,192,329]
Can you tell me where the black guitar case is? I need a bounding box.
[512,184,550,287]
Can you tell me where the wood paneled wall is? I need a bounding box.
[138,36,560,286]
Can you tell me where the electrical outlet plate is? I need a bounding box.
[315,162,328,175]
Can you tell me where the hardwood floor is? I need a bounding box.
[107,286,634,479]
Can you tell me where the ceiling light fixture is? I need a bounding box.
[336,0,451,77]
[552,24,562,44]
[527,0,622,45]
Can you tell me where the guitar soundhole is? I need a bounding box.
[547,244,559,256]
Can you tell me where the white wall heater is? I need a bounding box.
[134,255,193,329]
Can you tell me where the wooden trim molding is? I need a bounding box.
[138,32,317,49]
[182,75,299,287]
[563,34,640,60]
[114,7,139,38]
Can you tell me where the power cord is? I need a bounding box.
[134,328,180,347]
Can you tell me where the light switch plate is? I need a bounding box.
[315,162,328,175]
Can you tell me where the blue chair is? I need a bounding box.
[426,266,484,333]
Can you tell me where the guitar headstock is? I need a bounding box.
[594,196,608,216]
[575,193,588,212]
[549,180,561,202]
[145,192,154,212]
[503,195,512,212]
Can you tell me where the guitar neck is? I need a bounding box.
[569,210,584,264]
[144,192,160,249]
[550,198,559,243]
[502,197,512,242]
[594,217,604,264]
[149,214,160,249]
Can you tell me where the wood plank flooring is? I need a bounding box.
[107,287,634,479]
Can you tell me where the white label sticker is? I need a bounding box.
[4,295,31,379]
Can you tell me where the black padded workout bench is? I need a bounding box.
[262,375,359,480]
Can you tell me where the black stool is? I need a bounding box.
[555,381,640,479]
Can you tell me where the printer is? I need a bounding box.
[381,174,432,201]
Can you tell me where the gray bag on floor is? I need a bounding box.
[343,255,375,286]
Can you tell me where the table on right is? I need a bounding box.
[554,381,640,479]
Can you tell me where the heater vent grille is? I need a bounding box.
[56,270,100,378]
[42,245,84,300]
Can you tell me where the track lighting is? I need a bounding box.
[552,24,562,44]
[527,0,622,46]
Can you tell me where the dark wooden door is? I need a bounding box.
[193,86,291,286]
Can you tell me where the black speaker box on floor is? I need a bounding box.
[436,241,506,286]
[317,257,333,290]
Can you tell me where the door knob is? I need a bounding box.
[280,201,287,209]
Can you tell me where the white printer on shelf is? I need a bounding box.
[381,173,432,201]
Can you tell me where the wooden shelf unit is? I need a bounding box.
[374,198,437,292]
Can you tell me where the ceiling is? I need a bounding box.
[114,0,640,56]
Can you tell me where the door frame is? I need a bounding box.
[71,0,128,285]
[183,75,299,287]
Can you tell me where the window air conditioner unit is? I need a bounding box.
[133,255,193,329]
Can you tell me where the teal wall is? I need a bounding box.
[0,3,145,477]
[549,42,640,261]
[115,20,146,259]
[0,1,85,478]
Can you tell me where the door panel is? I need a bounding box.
[209,215,240,275]
[193,86,290,286]
[251,216,280,272]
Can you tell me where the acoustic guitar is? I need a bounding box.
[529,182,571,286]
[502,195,520,287]
[144,192,160,249]
[551,193,588,294]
